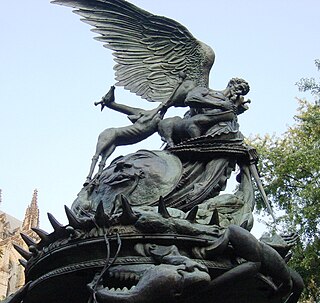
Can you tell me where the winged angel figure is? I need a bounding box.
[52,0,244,183]
[52,0,215,102]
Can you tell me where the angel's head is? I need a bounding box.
[227,78,250,100]
[225,78,251,114]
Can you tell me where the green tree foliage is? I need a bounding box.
[296,59,320,105]
[250,61,320,302]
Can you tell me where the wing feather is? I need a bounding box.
[52,0,215,102]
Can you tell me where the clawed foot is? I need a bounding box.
[87,273,103,293]
[87,273,104,303]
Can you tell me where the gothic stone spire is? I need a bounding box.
[22,189,39,231]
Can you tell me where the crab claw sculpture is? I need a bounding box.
[90,245,211,303]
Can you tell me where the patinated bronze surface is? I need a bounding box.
[6,1,304,303]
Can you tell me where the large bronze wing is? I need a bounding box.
[52,0,215,102]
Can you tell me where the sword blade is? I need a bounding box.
[249,164,276,222]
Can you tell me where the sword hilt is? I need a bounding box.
[247,146,259,164]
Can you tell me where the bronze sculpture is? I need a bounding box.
[6,0,304,302]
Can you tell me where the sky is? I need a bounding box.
[1,0,319,235]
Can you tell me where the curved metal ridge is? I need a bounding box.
[28,257,154,290]
[169,144,249,157]
[27,255,238,291]
[30,233,216,261]
[25,233,220,277]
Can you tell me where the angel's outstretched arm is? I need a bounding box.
[106,99,144,117]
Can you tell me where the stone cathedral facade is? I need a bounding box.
[0,190,39,300]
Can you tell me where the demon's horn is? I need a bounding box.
[32,228,49,242]
[13,244,32,260]
[20,232,36,247]
[186,206,198,223]
[19,259,27,268]
[119,195,139,225]
[47,213,64,231]
[94,201,110,228]
[208,208,220,226]
[64,205,82,229]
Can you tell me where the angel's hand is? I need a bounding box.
[102,86,115,106]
